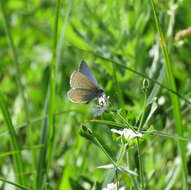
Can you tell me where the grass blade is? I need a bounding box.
[150,0,188,189]
[35,1,62,188]
[0,0,29,121]
[47,0,61,169]
[35,91,49,190]
[0,178,30,190]
[0,92,26,185]
[0,0,36,177]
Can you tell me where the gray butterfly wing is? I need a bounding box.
[67,88,98,103]
[68,61,104,103]
[70,71,98,89]
[79,61,99,86]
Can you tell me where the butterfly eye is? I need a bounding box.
[98,89,104,94]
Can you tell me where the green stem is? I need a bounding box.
[128,150,139,190]
[94,137,118,168]
[116,170,119,190]
[138,92,147,131]
[137,138,144,189]
[116,141,127,166]
[136,93,147,189]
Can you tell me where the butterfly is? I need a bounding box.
[67,60,104,103]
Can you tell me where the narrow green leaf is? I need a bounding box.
[0,0,29,121]
[0,0,35,180]
[47,0,61,170]
[147,65,166,104]
[150,0,188,189]
[145,131,189,141]
[0,178,30,190]
[35,91,49,190]
[0,92,26,185]
[86,120,125,128]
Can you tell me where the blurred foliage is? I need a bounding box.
[0,0,191,189]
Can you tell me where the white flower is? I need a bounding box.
[158,96,165,105]
[102,183,125,190]
[111,128,142,141]
[94,94,109,117]
[98,94,109,107]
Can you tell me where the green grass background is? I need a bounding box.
[0,0,191,189]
